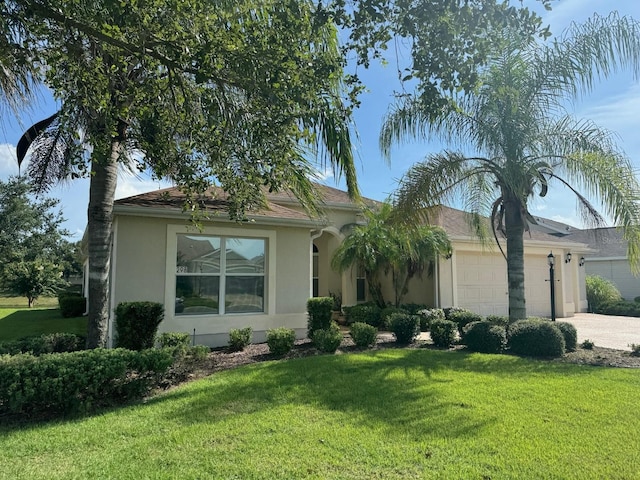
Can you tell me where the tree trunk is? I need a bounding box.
[86,142,119,349]
[504,197,527,322]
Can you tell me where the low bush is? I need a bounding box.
[157,332,191,349]
[312,323,343,353]
[388,313,420,344]
[0,333,85,356]
[349,322,378,348]
[597,300,640,317]
[266,327,296,356]
[555,322,578,352]
[430,319,457,348]
[343,303,383,329]
[485,315,510,327]
[586,275,622,312]
[380,307,408,330]
[630,344,640,357]
[228,327,253,352]
[0,348,173,416]
[581,339,595,350]
[507,319,565,357]
[418,308,445,331]
[58,295,86,318]
[400,303,428,315]
[443,307,468,320]
[462,321,506,354]
[449,310,483,335]
[115,302,164,351]
[307,297,334,339]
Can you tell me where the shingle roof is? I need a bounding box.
[565,228,627,257]
[114,186,312,222]
[431,205,580,244]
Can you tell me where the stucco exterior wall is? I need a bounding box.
[586,259,639,301]
[111,214,312,347]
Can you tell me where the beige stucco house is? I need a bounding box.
[101,185,589,347]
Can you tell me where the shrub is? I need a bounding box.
[329,291,342,311]
[555,322,578,352]
[343,303,383,328]
[380,306,408,330]
[418,308,445,331]
[586,275,622,312]
[629,344,640,357]
[507,319,565,357]
[312,322,343,353]
[430,319,457,348]
[58,295,86,318]
[485,315,510,327]
[581,339,595,350]
[443,307,468,320]
[388,313,420,344]
[462,321,507,354]
[188,345,210,360]
[157,332,191,349]
[598,300,640,317]
[115,302,164,351]
[228,327,253,352]
[400,303,428,315]
[449,310,483,335]
[635,296,640,304]
[0,333,85,356]
[266,327,296,356]
[349,322,378,348]
[307,297,334,338]
[0,348,173,416]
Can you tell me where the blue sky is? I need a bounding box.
[1,0,640,239]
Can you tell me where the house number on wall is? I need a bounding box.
[176,266,188,274]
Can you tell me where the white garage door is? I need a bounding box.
[456,252,552,317]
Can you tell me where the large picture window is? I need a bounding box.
[175,234,265,315]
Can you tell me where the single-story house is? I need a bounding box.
[100,184,590,347]
[566,228,638,301]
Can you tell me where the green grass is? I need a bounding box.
[1,349,639,479]
[0,299,87,342]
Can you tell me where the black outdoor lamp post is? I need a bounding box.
[547,251,556,321]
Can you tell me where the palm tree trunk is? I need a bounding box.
[86,142,119,349]
[504,197,527,322]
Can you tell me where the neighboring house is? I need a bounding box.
[566,228,639,301]
[100,185,589,347]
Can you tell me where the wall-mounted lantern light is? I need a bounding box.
[579,256,586,267]
[565,252,572,264]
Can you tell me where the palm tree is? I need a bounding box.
[331,202,450,308]
[380,13,640,322]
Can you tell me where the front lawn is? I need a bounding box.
[0,304,87,342]
[1,349,639,479]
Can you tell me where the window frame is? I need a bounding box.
[166,225,276,318]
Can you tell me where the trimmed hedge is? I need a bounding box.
[430,319,457,348]
[58,295,86,318]
[266,327,296,356]
[157,332,191,349]
[349,322,378,348]
[555,322,578,352]
[343,304,383,329]
[312,322,343,353]
[115,302,164,351]
[0,333,85,356]
[380,307,408,330]
[388,313,420,344]
[449,310,483,335]
[0,348,173,416]
[418,308,445,331]
[228,327,253,352]
[597,300,640,317]
[463,321,507,354]
[485,315,510,327]
[400,303,428,315]
[307,297,334,339]
[507,319,565,357]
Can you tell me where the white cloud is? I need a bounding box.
[313,166,334,182]
[0,143,20,177]
[115,170,172,200]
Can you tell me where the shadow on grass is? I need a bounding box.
[141,347,603,441]
[0,309,87,342]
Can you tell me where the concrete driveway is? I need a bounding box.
[565,313,640,351]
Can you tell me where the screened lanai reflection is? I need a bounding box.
[175,235,265,315]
